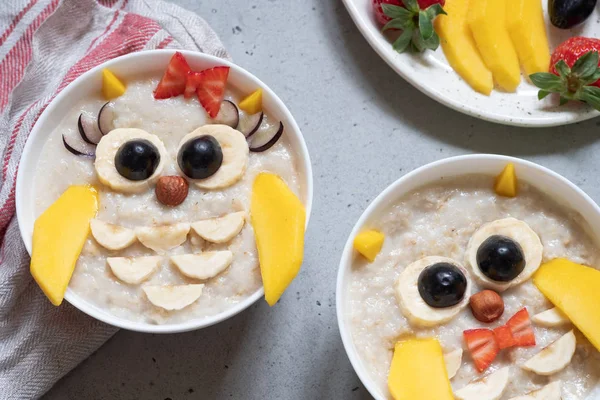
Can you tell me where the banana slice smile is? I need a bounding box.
[90,219,137,250]
[191,212,246,243]
[170,251,233,280]
[135,223,190,253]
[107,256,161,284]
[143,284,205,311]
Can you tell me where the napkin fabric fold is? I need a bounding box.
[0,1,228,398]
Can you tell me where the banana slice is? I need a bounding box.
[508,381,562,400]
[95,128,167,193]
[179,125,249,190]
[444,349,463,379]
[135,223,190,253]
[190,212,245,243]
[395,256,471,327]
[454,367,509,400]
[465,218,543,292]
[170,251,233,280]
[143,284,204,311]
[107,256,162,284]
[90,219,137,250]
[532,307,570,327]
[522,330,576,376]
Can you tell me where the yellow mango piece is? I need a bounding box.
[251,173,306,306]
[507,0,551,76]
[31,185,99,306]
[239,88,263,115]
[468,0,521,91]
[353,229,385,262]
[494,163,518,197]
[388,338,454,400]
[435,0,493,95]
[534,259,600,351]
[102,68,126,100]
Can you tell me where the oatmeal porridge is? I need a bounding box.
[346,173,600,399]
[31,53,307,324]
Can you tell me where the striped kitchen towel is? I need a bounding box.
[0,0,229,398]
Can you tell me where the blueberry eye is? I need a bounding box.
[418,262,468,308]
[177,135,223,179]
[115,139,160,181]
[476,235,525,282]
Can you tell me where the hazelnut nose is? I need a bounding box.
[155,176,189,207]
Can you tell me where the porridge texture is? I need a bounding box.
[347,175,600,399]
[34,78,302,324]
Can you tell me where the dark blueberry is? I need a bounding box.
[418,262,468,308]
[476,235,525,282]
[115,139,160,181]
[177,135,223,179]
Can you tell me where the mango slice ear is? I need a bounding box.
[102,68,126,100]
[494,163,518,197]
[251,173,305,306]
[31,185,99,306]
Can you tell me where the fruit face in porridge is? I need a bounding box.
[347,165,600,399]
[30,52,307,324]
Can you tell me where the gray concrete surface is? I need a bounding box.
[43,0,600,399]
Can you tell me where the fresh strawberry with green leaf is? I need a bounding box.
[530,37,600,110]
[372,0,445,26]
[377,0,446,54]
[154,52,191,99]
[186,66,230,118]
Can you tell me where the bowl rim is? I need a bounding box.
[15,49,314,333]
[335,153,600,399]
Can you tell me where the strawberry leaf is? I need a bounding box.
[401,0,420,13]
[559,96,569,105]
[538,90,551,100]
[578,86,600,111]
[392,28,414,53]
[382,4,412,19]
[418,11,434,40]
[555,60,571,78]
[425,4,447,19]
[382,18,412,31]
[530,73,563,91]
[571,51,599,78]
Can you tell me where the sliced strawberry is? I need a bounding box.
[463,329,499,372]
[493,325,515,350]
[154,52,191,99]
[184,72,203,99]
[193,66,230,118]
[506,308,536,347]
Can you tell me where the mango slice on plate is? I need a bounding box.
[507,0,550,76]
[533,258,600,350]
[239,88,263,115]
[31,185,99,305]
[251,172,306,306]
[388,338,454,400]
[435,0,493,95]
[353,229,385,262]
[468,0,521,92]
[102,68,126,100]
[494,163,518,197]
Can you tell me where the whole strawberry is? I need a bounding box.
[531,37,600,110]
[550,37,600,88]
[372,0,446,54]
[372,0,445,26]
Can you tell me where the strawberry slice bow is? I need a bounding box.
[463,308,536,372]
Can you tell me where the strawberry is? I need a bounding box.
[506,308,536,347]
[493,325,515,350]
[185,66,230,118]
[531,37,600,110]
[463,329,500,372]
[372,0,445,25]
[154,52,191,99]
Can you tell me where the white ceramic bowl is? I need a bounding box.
[342,0,600,127]
[336,154,600,399]
[16,50,313,333]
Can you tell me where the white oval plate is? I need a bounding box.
[342,0,600,127]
